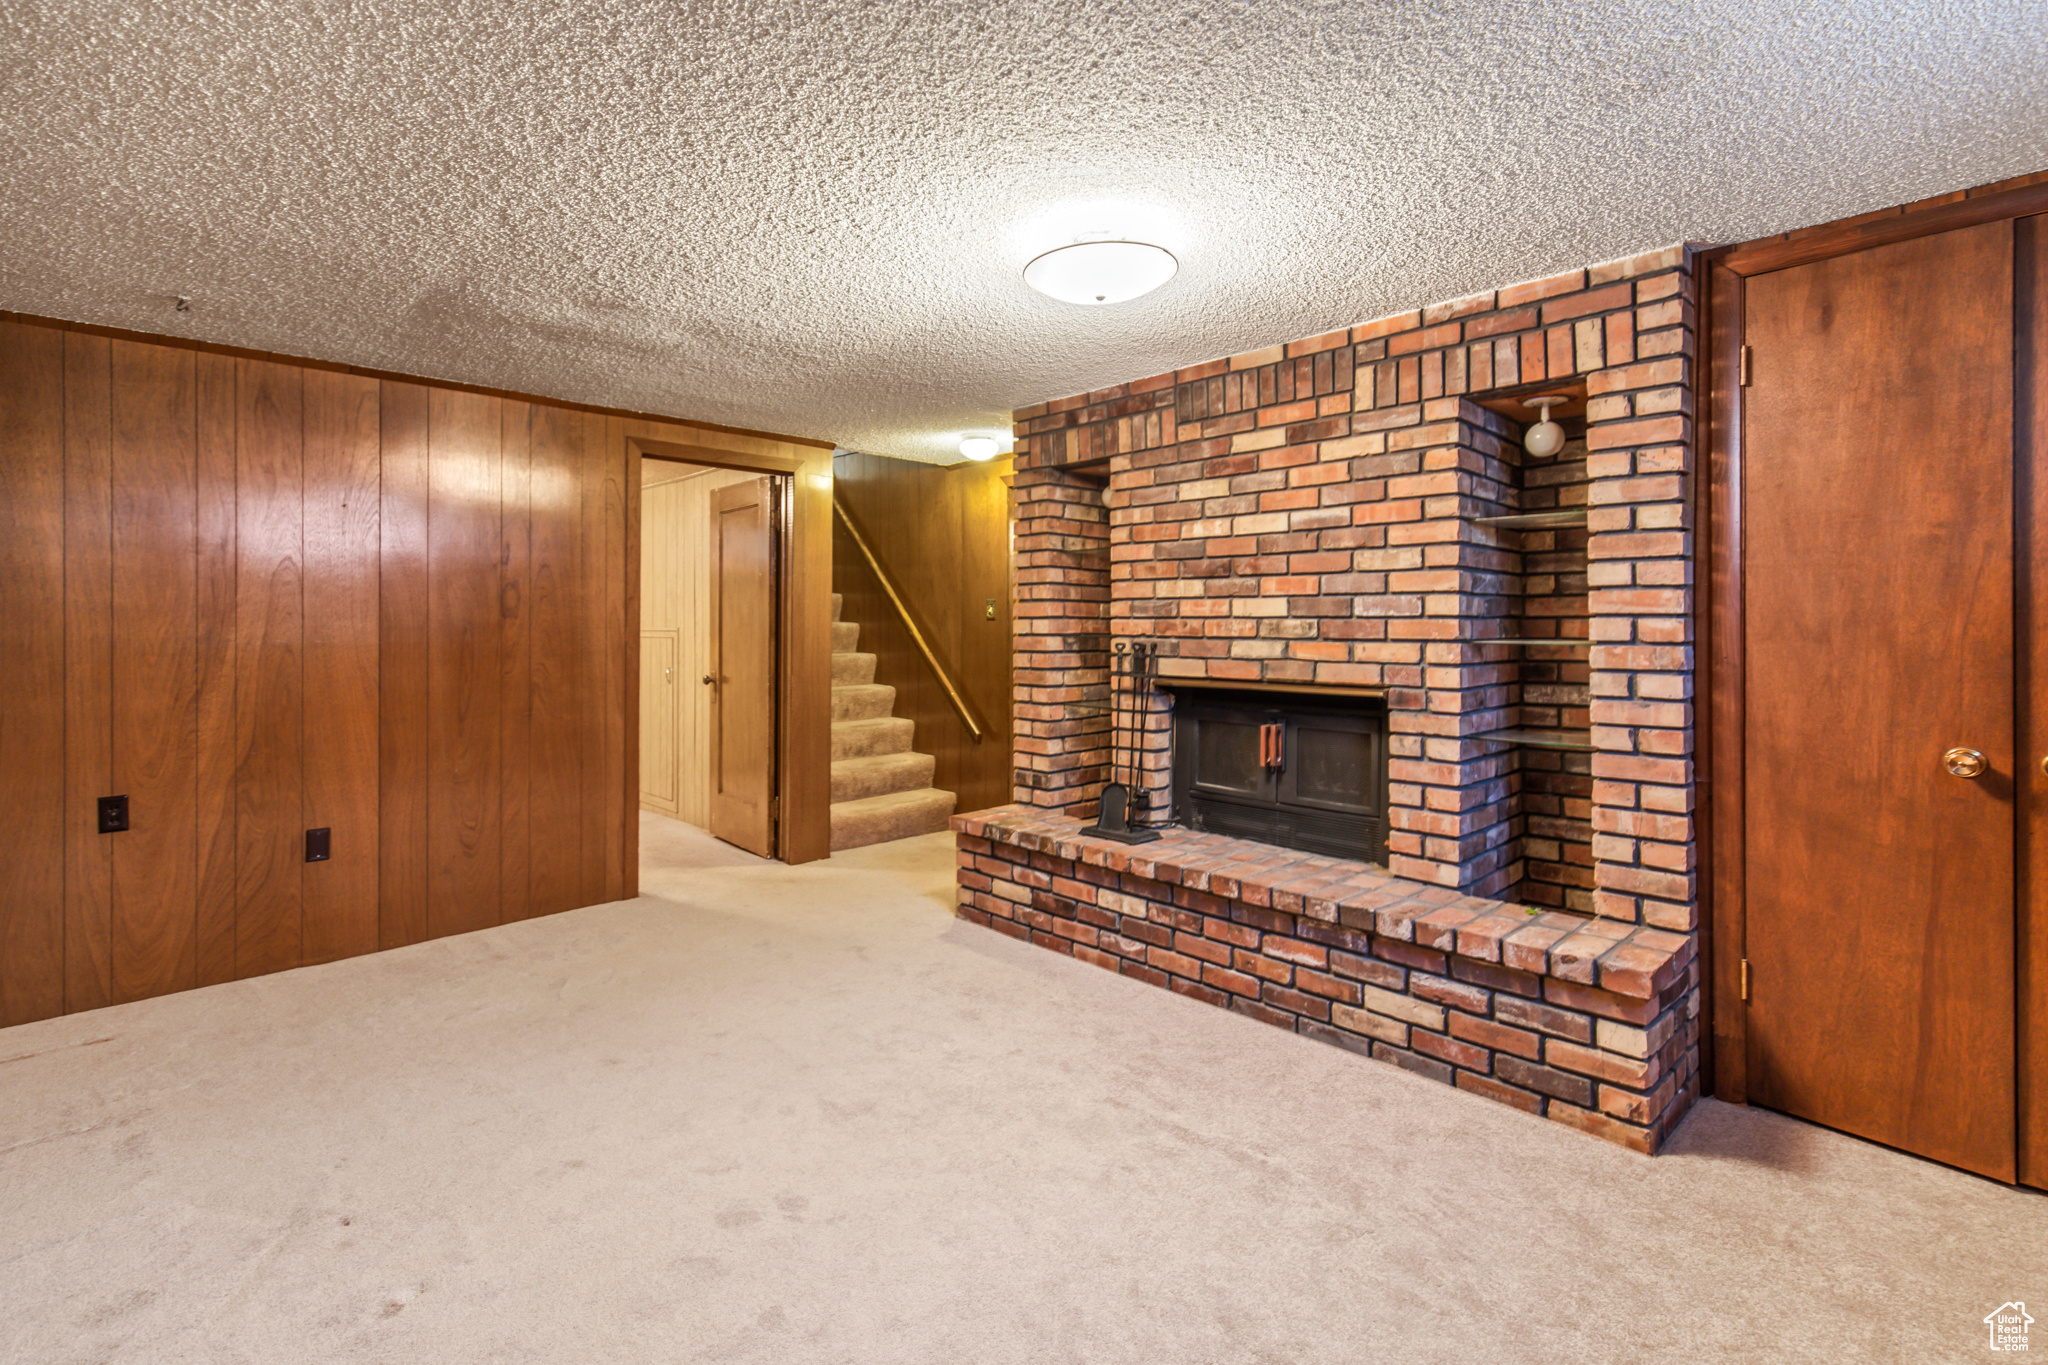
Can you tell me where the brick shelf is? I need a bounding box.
[955,807,1700,1153]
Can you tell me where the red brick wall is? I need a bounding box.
[1011,245,1696,924]
[1011,466,1112,814]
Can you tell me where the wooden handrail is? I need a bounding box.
[832,494,985,744]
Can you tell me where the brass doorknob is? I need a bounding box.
[1943,747,1988,779]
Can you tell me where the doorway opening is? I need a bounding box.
[639,456,787,862]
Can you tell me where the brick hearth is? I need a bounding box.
[956,809,1699,1152]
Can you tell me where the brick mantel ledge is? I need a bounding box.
[953,807,1701,1152]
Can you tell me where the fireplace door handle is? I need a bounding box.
[1260,723,1284,770]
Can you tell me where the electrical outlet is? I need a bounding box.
[306,828,331,863]
[98,795,129,834]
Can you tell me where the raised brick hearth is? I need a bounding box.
[978,244,1706,1152]
[955,809,1699,1151]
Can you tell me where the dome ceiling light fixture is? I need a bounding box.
[1022,240,1178,306]
[1522,394,1570,458]
[959,436,1000,462]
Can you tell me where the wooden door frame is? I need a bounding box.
[1699,179,2048,1160]
[627,433,833,865]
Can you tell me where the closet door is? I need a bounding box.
[1743,220,2017,1181]
[708,477,777,857]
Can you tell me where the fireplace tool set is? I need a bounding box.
[1081,640,1163,845]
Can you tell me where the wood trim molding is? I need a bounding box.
[1704,259,1748,1102]
[1707,176,2048,278]
[2018,212,2048,1189]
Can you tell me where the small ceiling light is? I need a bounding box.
[959,436,1000,462]
[1023,241,1177,306]
[1523,395,1570,458]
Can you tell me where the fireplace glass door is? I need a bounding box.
[1172,693,1388,865]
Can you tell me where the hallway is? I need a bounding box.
[0,814,2037,1363]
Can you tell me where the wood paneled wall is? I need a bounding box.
[832,451,1014,814]
[0,315,831,1027]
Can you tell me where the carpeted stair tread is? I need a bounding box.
[825,593,957,851]
[832,683,897,721]
[831,752,937,803]
[830,787,957,852]
[831,717,914,760]
[831,651,877,686]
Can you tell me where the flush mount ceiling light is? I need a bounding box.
[1023,240,1178,306]
[959,436,1000,462]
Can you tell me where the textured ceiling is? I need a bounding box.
[3,2,2045,464]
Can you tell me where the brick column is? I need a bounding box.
[1583,254,1698,933]
[1009,455,1111,815]
[1386,399,1519,896]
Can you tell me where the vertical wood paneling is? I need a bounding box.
[0,322,68,1025]
[378,381,431,950]
[63,331,114,1014]
[427,388,502,938]
[1,315,824,1028]
[607,419,632,898]
[640,473,686,822]
[194,353,239,986]
[302,370,381,964]
[109,339,199,1003]
[234,359,305,979]
[832,451,1014,814]
[622,432,642,891]
[499,402,534,922]
[639,631,680,811]
[785,446,834,864]
[528,402,584,916]
[579,411,610,905]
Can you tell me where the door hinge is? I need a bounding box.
[1740,958,1752,1002]
[1738,344,1753,387]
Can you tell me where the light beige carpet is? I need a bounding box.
[2,812,2040,1364]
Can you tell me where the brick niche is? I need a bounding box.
[974,246,1701,1152]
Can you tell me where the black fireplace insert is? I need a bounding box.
[1167,687,1389,865]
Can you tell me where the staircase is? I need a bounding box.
[830,593,957,851]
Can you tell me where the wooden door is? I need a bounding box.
[1742,220,2017,1180]
[640,631,680,813]
[708,477,777,856]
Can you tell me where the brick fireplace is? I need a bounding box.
[961,247,1703,1152]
